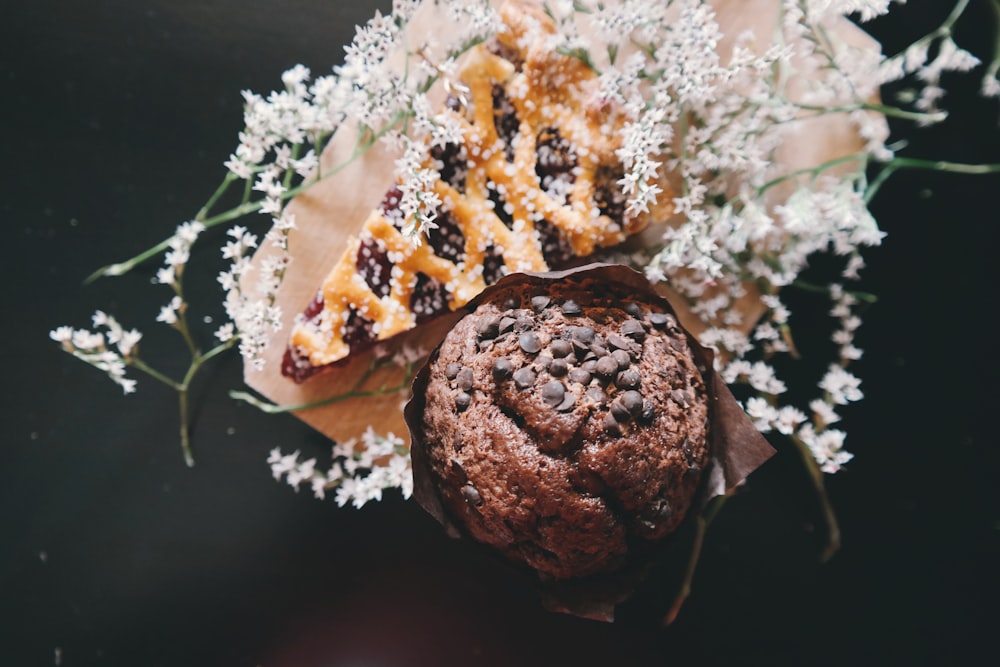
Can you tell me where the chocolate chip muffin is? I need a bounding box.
[415,274,711,580]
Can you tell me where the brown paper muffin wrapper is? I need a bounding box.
[404,263,775,623]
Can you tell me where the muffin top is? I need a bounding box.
[418,278,711,579]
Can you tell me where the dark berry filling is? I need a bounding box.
[426,209,466,264]
[594,164,627,224]
[535,127,577,193]
[356,236,393,298]
[485,37,525,71]
[487,180,514,228]
[535,219,575,267]
[492,84,519,161]
[430,142,468,192]
[342,309,376,350]
[410,272,450,323]
[282,292,326,383]
[380,185,405,228]
[482,246,506,285]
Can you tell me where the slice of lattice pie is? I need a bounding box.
[282,2,672,383]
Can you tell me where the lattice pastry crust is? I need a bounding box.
[283,1,672,382]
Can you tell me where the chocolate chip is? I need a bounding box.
[595,356,619,379]
[586,386,607,405]
[492,357,513,382]
[621,390,644,416]
[603,412,621,436]
[456,367,474,392]
[589,343,609,358]
[649,312,673,329]
[616,368,641,389]
[531,295,550,312]
[503,295,520,310]
[476,316,500,339]
[561,300,582,316]
[610,400,631,423]
[513,367,536,389]
[448,458,468,483]
[572,326,595,344]
[580,359,598,372]
[499,316,517,333]
[455,391,472,411]
[445,362,462,380]
[611,349,631,370]
[550,338,573,358]
[568,368,591,385]
[541,380,565,407]
[556,392,577,412]
[549,358,569,377]
[621,319,646,341]
[625,302,643,317]
[515,314,535,331]
[607,333,631,351]
[519,331,542,354]
[462,484,483,506]
[640,400,656,422]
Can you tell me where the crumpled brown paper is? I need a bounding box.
[403,263,775,622]
[241,0,879,448]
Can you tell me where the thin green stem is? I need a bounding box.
[663,494,729,626]
[794,100,947,124]
[759,152,868,195]
[790,279,878,304]
[987,0,1000,83]
[128,356,182,391]
[195,171,238,221]
[866,158,1000,203]
[177,385,194,467]
[789,434,841,562]
[230,359,415,415]
[84,112,407,285]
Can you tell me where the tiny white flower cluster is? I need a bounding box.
[50,312,142,394]
[217,226,283,370]
[877,8,985,120]
[154,221,206,327]
[268,428,412,508]
[156,221,205,288]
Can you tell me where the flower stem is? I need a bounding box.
[663,493,729,626]
[789,433,841,562]
[790,279,878,303]
[865,157,1000,203]
[759,152,869,195]
[230,360,415,414]
[83,113,407,285]
[177,384,194,467]
[126,339,236,466]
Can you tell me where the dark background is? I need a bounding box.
[2,1,998,665]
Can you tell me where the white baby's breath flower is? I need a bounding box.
[269,428,411,507]
[819,365,864,405]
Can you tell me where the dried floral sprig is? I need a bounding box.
[52,1,999,531]
[269,428,412,507]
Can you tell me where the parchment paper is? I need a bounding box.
[242,0,878,448]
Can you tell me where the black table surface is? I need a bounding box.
[3,1,998,665]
